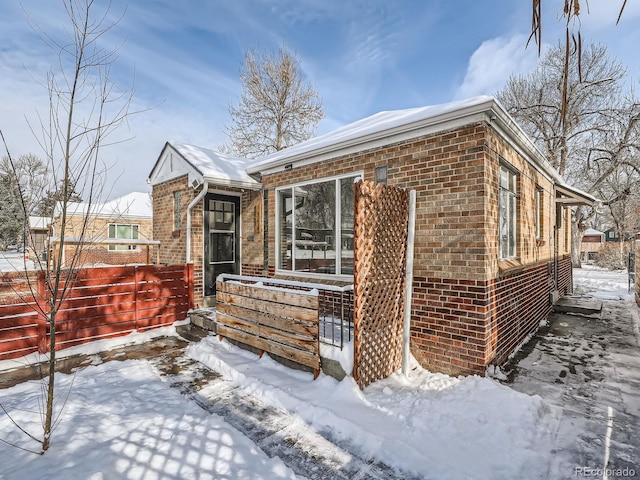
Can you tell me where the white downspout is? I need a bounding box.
[186,181,208,263]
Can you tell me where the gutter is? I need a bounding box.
[186,181,208,263]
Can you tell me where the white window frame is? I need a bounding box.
[535,187,543,239]
[499,163,518,260]
[275,171,363,280]
[108,223,140,251]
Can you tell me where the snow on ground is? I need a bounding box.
[0,357,298,480]
[1,266,635,479]
[188,339,559,479]
[573,264,634,301]
[0,251,35,272]
[0,323,187,373]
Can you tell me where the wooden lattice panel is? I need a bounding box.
[353,180,409,389]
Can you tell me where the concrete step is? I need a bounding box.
[552,296,603,316]
[188,308,217,332]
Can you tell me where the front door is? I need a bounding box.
[204,193,240,301]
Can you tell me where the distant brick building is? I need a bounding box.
[50,192,154,268]
[149,96,594,376]
[580,228,606,263]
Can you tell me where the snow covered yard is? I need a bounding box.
[0,251,36,272]
[0,265,637,479]
[0,348,298,479]
[508,266,640,478]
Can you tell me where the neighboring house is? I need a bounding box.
[50,192,155,268]
[27,216,51,260]
[604,228,620,242]
[149,96,594,376]
[580,228,605,263]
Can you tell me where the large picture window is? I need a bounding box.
[108,223,139,251]
[499,164,517,259]
[277,173,361,276]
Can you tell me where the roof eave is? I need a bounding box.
[555,184,597,206]
[246,98,499,175]
[202,175,262,191]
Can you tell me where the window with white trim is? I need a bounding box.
[499,164,517,259]
[535,187,543,239]
[108,223,139,251]
[173,191,182,230]
[277,173,361,276]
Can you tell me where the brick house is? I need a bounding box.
[580,228,605,263]
[50,191,154,268]
[149,96,593,375]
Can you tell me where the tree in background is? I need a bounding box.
[224,45,324,158]
[528,1,628,135]
[37,178,83,218]
[0,154,48,250]
[0,168,24,250]
[0,0,134,454]
[497,42,640,267]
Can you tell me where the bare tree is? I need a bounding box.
[223,45,324,158]
[527,1,628,135]
[498,43,626,177]
[0,0,134,454]
[497,43,640,267]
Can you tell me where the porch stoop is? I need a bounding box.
[176,308,217,342]
[188,308,217,332]
[552,296,603,317]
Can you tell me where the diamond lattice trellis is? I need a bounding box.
[353,180,409,389]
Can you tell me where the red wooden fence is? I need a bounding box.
[0,264,193,362]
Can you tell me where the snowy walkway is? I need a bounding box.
[507,267,640,478]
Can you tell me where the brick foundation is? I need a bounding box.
[411,255,573,376]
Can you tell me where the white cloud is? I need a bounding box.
[454,34,543,100]
[575,0,640,30]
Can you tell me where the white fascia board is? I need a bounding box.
[254,110,491,176]
[489,103,561,185]
[490,104,596,205]
[202,175,262,190]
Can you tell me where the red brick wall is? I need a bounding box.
[410,276,489,375]
[152,175,191,266]
[63,246,151,266]
[485,255,572,366]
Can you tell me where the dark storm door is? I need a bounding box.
[204,193,240,297]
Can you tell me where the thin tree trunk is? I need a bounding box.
[41,309,56,452]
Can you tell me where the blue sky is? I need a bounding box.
[1,0,639,200]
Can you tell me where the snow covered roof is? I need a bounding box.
[247,96,496,174]
[28,216,50,230]
[245,95,595,206]
[584,228,605,236]
[56,192,152,220]
[147,142,261,190]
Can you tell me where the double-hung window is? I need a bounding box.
[276,173,362,277]
[535,187,543,239]
[499,164,517,259]
[108,223,139,251]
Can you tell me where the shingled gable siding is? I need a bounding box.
[260,120,567,376]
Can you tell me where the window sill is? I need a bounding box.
[274,269,354,285]
[498,257,523,277]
